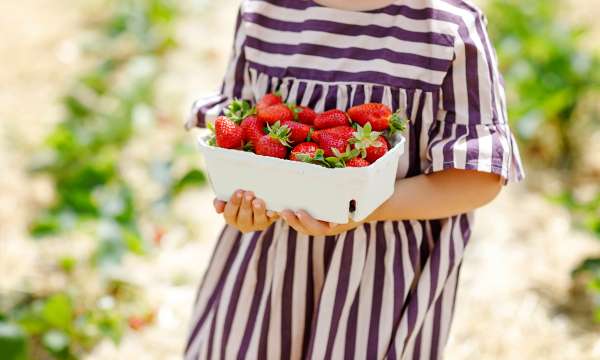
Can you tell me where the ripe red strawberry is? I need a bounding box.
[258,103,295,125]
[240,115,265,147]
[312,130,349,157]
[347,103,406,133]
[281,120,311,143]
[289,142,320,161]
[212,115,243,149]
[256,92,282,112]
[365,136,389,163]
[312,126,355,143]
[314,109,349,129]
[351,123,389,163]
[255,121,291,158]
[346,157,370,167]
[295,106,317,125]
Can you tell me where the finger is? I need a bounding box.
[266,210,279,220]
[296,210,330,235]
[223,190,243,224]
[237,191,255,229]
[252,199,269,227]
[213,199,226,214]
[281,210,308,234]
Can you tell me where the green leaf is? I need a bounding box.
[573,258,600,277]
[172,169,206,195]
[122,228,145,255]
[42,294,73,330]
[0,322,28,360]
[30,213,61,237]
[59,256,77,273]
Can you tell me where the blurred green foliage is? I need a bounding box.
[487,0,600,168]
[487,0,600,321]
[29,0,183,265]
[1,1,205,359]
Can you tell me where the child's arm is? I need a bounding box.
[366,169,501,221]
[280,169,501,236]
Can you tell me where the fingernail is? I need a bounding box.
[246,195,253,202]
[236,192,242,199]
[253,201,261,209]
[267,211,274,217]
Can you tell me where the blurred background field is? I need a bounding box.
[0,0,599,359]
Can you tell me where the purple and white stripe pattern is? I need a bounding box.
[186,0,524,359]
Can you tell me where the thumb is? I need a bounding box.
[213,199,226,213]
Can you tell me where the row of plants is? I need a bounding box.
[0,0,206,359]
[486,0,600,321]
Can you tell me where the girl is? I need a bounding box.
[185,0,524,359]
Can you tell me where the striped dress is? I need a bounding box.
[185,0,524,359]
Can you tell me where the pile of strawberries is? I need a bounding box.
[207,93,406,168]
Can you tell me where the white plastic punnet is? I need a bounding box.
[197,133,405,224]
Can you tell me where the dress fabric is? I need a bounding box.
[185,1,524,359]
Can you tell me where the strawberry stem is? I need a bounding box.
[388,110,407,136]
[224,99,256,123]
[266,121,292,147]
[351,123,383,158]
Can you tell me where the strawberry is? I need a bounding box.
[256,92,282,112]
[347,103,406,134]
[346,157,370,167]
[312,130,349,157]
[289,142,320,161]
[210,115,243,149]
[240,115,265,147]
[314,109,349,129]
[330,146,362,167]
[365,137,389,163]
[312,126,355,143]
[207,99,255,149]
[294,105,317,125]
[255,121,291,159]
[281,120,312,143]
[258,103,295,125]
[351,123,389,163]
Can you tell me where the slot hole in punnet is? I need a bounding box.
[349,199,357,214]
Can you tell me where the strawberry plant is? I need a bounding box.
[1,0,207,359]
[487,0,600,323]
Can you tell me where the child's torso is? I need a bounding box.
[237,0,461,179]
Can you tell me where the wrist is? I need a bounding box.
[364,204,385,223]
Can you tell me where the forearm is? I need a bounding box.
[367,169,503,221]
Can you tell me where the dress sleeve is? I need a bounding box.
[425,11,524,184]
[185,9,251,129]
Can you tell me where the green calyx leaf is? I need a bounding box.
[388,110,407,135]
[266,121,291,147]
[330,145,361,167]
[307,127,314,142]
[288,103,302,120]
[295,153,314,163]
[206,122,216,146]
[242,141,254,152]
[325,156,345,168]
[351,123,383,158]
[224,99,256,123]
[296,149,341,168]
